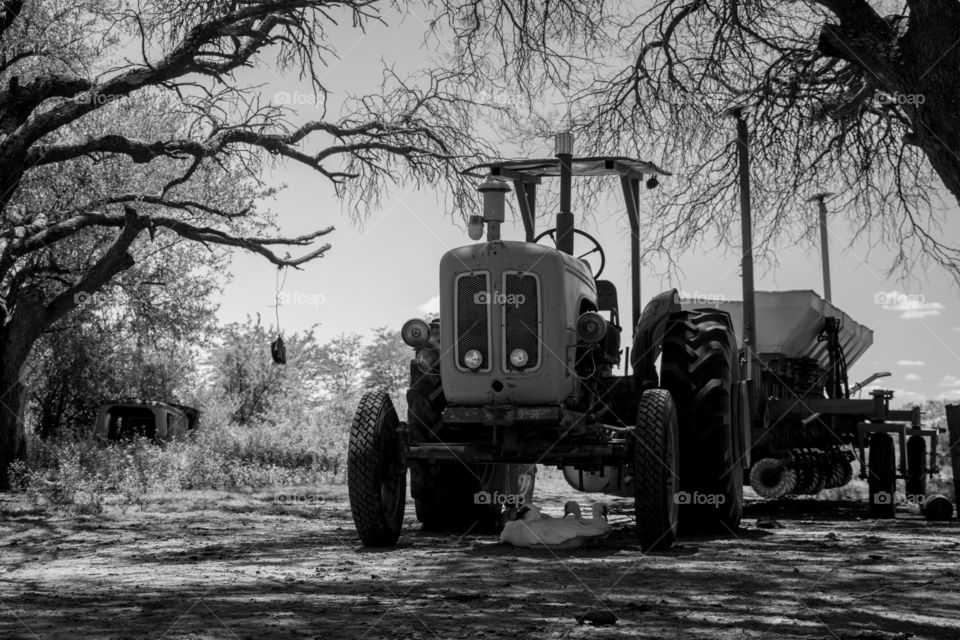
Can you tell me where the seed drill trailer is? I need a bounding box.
[347,134,949,549]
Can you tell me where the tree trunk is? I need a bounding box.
[903,3,960,207]
[0,293,48,490]
[0,337,28,490]
[912,112,960,207]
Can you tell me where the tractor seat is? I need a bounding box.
[596,280,620,326]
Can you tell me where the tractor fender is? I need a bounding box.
[631,289,681,389]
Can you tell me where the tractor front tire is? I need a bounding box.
[348,390,406,547]
[660,308,743,533]
[867,433,897,519]
[632,389,680,551]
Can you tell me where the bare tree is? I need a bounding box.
[428,1,960,276]
[0,0,493,487]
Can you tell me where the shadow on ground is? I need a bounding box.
[1,492,958,639]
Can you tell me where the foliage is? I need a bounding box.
[208,316,325,426]
[362,326,410,400]
[24,244,219,439]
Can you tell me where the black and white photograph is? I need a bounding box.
[2,1,959,638]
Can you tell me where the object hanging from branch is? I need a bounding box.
[271,265,288,365]
[271,334,287,365]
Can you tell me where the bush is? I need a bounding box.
[10,398,349,512]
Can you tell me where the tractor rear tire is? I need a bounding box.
[632,389,680,551]
[905,435,927,499]
[414,463,502,532]
[867,433,897,519]
[660,308,742,533]
[406,364,500,532]
[348,390,406,547]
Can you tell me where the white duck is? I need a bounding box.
[563,502,613,536]
[500,504,609,549]
[519,503,554,519]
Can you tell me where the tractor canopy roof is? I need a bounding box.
[463,156,671,182]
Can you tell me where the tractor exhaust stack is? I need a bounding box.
[476,176,510,242]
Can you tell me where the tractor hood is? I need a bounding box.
[437,240,595,406]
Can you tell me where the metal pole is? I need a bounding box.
[555,132,574,255]
[731,108,757,379]
[946,404,960,518]
[807,193,834,302]
[621,176,641,332]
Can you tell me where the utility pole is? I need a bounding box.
[724,106,757,380]
[807,193,834,303]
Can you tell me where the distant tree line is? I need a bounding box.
[26,312,410,442]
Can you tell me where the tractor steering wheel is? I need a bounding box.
[533,228,606,279]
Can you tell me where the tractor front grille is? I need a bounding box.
[455,272,491,371]
[503,272,540,370]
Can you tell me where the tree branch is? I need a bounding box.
[0,0,25,40]
[44,206,147,325]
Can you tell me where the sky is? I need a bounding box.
[211,5,960,409]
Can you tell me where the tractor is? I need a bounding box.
[347,133,745,549]
[347,130,954,549]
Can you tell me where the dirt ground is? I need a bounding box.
[2,484,959,640]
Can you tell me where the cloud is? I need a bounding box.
[904,373,922,381]
[954,327,960,332]
[897,360,925,367]
[876,290,944,319]
[937,375,960,388]
[417,295,440,315]
[900,308,943,319]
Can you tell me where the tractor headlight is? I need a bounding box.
[464,349,483,370]
[401,318,431,348]
[509,348,529,368]
[576,311,608,343]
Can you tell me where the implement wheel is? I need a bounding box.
[348,390,406,547]
[867,433,896,519]
[905,435,927,500]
